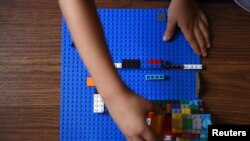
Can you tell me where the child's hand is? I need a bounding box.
[104,90,162,141]
[164,0,211,57]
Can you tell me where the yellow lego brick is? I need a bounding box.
[172,114,182,119]
[186,108,191,114]
[181,108,191,114]
[181,109,186,114]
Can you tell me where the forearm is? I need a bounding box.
[59,0,128,100]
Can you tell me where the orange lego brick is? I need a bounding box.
[87,77,95,87]
[166,104,171,114]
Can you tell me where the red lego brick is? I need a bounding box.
[148,59,162,64]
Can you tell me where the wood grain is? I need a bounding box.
[0,0,249,140]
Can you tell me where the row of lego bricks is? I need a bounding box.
[115,59,202,69]
[154,100,204,114]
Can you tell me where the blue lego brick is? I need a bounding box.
[61,9,201,141]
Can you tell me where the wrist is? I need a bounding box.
[98,83,132,103]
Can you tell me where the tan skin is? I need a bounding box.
[59,0,210,141]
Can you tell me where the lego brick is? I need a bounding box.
[172,104,181,109]
[165,103,171,114]
[146,74,166,80]
[181,108,191,114]
[196,73,200,98]
[202,119,212,129]
[172,108,181,114]
[165,64,184,69]
[114,63,122,68]
[183,64,202,70]
[172,119,183,130]
[183,118,192,129]
[93,94,104,113]
[86,77,95,87]
[163,135,172,141]
[148,59,162,64]
[122,59,140,68]
[181,104,189,109]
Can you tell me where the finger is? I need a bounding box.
[194,22,207,57]
[199,20,211,48]
[200,12,209,27]
[142,127,157,141]
[163,20,176,41]
[182,27,201,55]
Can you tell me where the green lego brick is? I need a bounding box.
[183,118,192,129]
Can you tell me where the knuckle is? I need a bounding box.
[187,35,196,43]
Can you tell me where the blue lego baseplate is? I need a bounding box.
[61,9,202,141]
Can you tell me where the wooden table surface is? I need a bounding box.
[0,0,249,140]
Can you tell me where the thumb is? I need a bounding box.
[163,20,176,41]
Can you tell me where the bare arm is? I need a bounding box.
[59,0,125,99]
[59,0,161,141]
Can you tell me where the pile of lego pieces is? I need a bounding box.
[147,100,212,141]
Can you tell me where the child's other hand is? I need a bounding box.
[104,90,162,141]
[164,0,211,57]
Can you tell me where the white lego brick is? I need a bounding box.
[183,64,203,70]
[114,63,122,69]
[93,94,104,113]
[146,118,152,126]
[163,135,172,141]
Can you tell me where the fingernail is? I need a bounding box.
[162,35,167,41]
